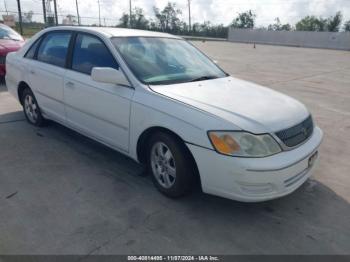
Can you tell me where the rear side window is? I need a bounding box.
[71,34,118,75]
[37,32,72,67]
[25,38,41,59]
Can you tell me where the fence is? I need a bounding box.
[0,0,121,37]
[1,0,228,39]
[228,28,350,51]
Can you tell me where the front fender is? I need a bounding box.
[129,90,237,161]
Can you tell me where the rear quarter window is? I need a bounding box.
[24,38,41,59]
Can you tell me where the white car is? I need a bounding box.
[5,26,323,202]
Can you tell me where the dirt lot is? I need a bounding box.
[0,42,350,255]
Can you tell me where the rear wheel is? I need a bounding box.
[22,88,46,126]
[147,132,195,198]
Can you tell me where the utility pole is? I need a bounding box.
[16,0,23,35]
[129,0,132,28]
[53,0,58,25]
[42,0,47,25]
[75,0,80,25]
[97,0,101,26]
[188,0,191,33]
[4,0,8,15]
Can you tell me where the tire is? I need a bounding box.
[147,132,196,198]
[22,88,46,127]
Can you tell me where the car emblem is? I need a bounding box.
[301,127,307,136]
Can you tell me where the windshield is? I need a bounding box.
[0,25,23,41]
[111,37,227,85]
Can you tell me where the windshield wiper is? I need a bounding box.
[189,75,218,82]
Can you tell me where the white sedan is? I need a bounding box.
[5,26,323,202]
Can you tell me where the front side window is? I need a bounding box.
[37,32,72,67]
[111,37,227,85]
[72,34,118,75]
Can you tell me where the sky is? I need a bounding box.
[1,0,350,28]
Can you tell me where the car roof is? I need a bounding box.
[45,26,182,39]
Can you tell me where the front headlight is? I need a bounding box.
[208,131,281,157]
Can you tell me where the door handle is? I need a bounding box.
[65,81,75,89]
[29,70,35,75]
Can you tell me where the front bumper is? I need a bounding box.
[187,126,323,202]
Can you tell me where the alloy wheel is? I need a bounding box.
[24,94,38,124]
[150,142,177,189]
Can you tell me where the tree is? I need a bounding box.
[62,14,78,25]
[344,20,350,32]
[118,8,149,30]
[132,7,149,29]
[153,2,182,33]
[115,2,228,38]
[326,11,342,32]
[281,23,292,31]
[268,17,292,31]
[23,11,34,23]
[296,12,342,32]
[231,10,256,29]
[296,16,327,31]
[118,13,129,28]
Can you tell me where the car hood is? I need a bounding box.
[150,76,309,133]
[0,39,24,53]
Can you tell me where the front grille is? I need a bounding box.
[275,115,314,148]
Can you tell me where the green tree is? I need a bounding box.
[296,16,327,31]
[268,18,292,31]
[281,24,292,31]
[296,12,342,32]
[118,7,149,30]
[231,10,256,29]
[326,11,342,32]
[344,20,350,31]
[190,22,227,38]
[116,2,228,38]
[132,7,149,29]
[118,13,129,28]
[153,2,182,33]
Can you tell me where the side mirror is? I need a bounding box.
[91,67,130,86]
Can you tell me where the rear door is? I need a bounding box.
[25,31,72,123]
[64,33,134,153]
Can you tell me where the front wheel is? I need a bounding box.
[147,132,196,198]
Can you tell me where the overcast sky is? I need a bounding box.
[2,0,350,27]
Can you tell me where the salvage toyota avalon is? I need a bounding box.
[5,26,323,202]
